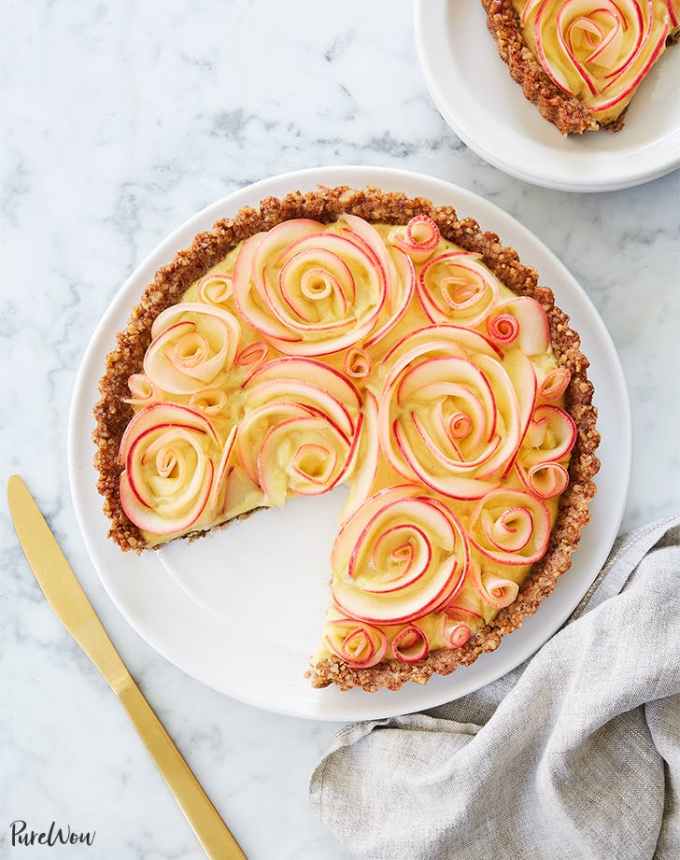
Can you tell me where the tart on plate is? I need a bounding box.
[94,186,599,692]
[482,0,680,134]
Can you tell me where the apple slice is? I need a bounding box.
[381,324,500,377]
[343,392,379,520]
[392,419,498,499]
[233,232,298,341]
[243,357,361,413]
[469,354,522,478]
[363,245,416,350]
[207,425,238,514]
[235,341,268,368]
[492,297,550,356]
[244,377,355,440]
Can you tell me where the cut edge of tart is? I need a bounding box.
[94,185,599,693]
[481,0,680,135]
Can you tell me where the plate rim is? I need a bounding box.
[68,164,631,721]
[413,0,680,193]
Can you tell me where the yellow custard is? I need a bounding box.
[119,217,575,668]
[514,0,677,123]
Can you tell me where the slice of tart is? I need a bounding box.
[94,187,599,692]
[482,0,680,134]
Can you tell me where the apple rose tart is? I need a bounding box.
[95,187,599,692]
[482,0,679,133]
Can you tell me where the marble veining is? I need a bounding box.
[1,0,679,857]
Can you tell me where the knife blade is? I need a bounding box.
[8,475,246,860]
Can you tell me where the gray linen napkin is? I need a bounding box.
[311,513,680,860]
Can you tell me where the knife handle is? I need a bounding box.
[116,679,246,860]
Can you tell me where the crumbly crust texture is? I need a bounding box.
[94,185,600,691]
[481,0,678,135]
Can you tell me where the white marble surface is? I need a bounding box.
[1,1,679,857]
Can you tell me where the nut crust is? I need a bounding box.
[94,185,599,691]
[480,0,679,135]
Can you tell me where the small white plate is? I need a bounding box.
[414,0,680,192]
[68,166,630,721]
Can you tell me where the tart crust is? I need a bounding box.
[94,185,599,691]
[481,0,678,135]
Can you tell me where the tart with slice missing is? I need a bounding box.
[94,187,599,692]
[482,0,680,134]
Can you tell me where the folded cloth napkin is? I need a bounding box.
[311,513,680,860]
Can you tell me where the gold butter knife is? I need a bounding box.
[7,475,246,860]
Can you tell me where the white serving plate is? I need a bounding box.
[68,166,630,721]
[414,0,680,192]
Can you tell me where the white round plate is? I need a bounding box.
[69,166,630,721]
[415,0,680,192]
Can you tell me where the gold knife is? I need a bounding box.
[7,475,246,860]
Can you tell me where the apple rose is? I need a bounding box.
[378,325,537,500]
[143,302,241,395]
[390,624,430,663]
[468,489,551,566]
[528,0,670,119]
[232,215,414,356]
[417,250,501,328]
[123,373,160,407]
[188,388,228,416]
[389,215,441,264]
[486,297,550,355]
[538,367,571,402]
[440,610,475,649]
[468,557,520,609]
[515,403,575,497]
[517,460,570,499]
[439,595,484,647]
[118,403,225,535]
[331,485,470,625]
[344,347,371,379]
[324,617,387,668]
[197,272,233,307]
[237,357,362,506]
[486,313,519,349]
